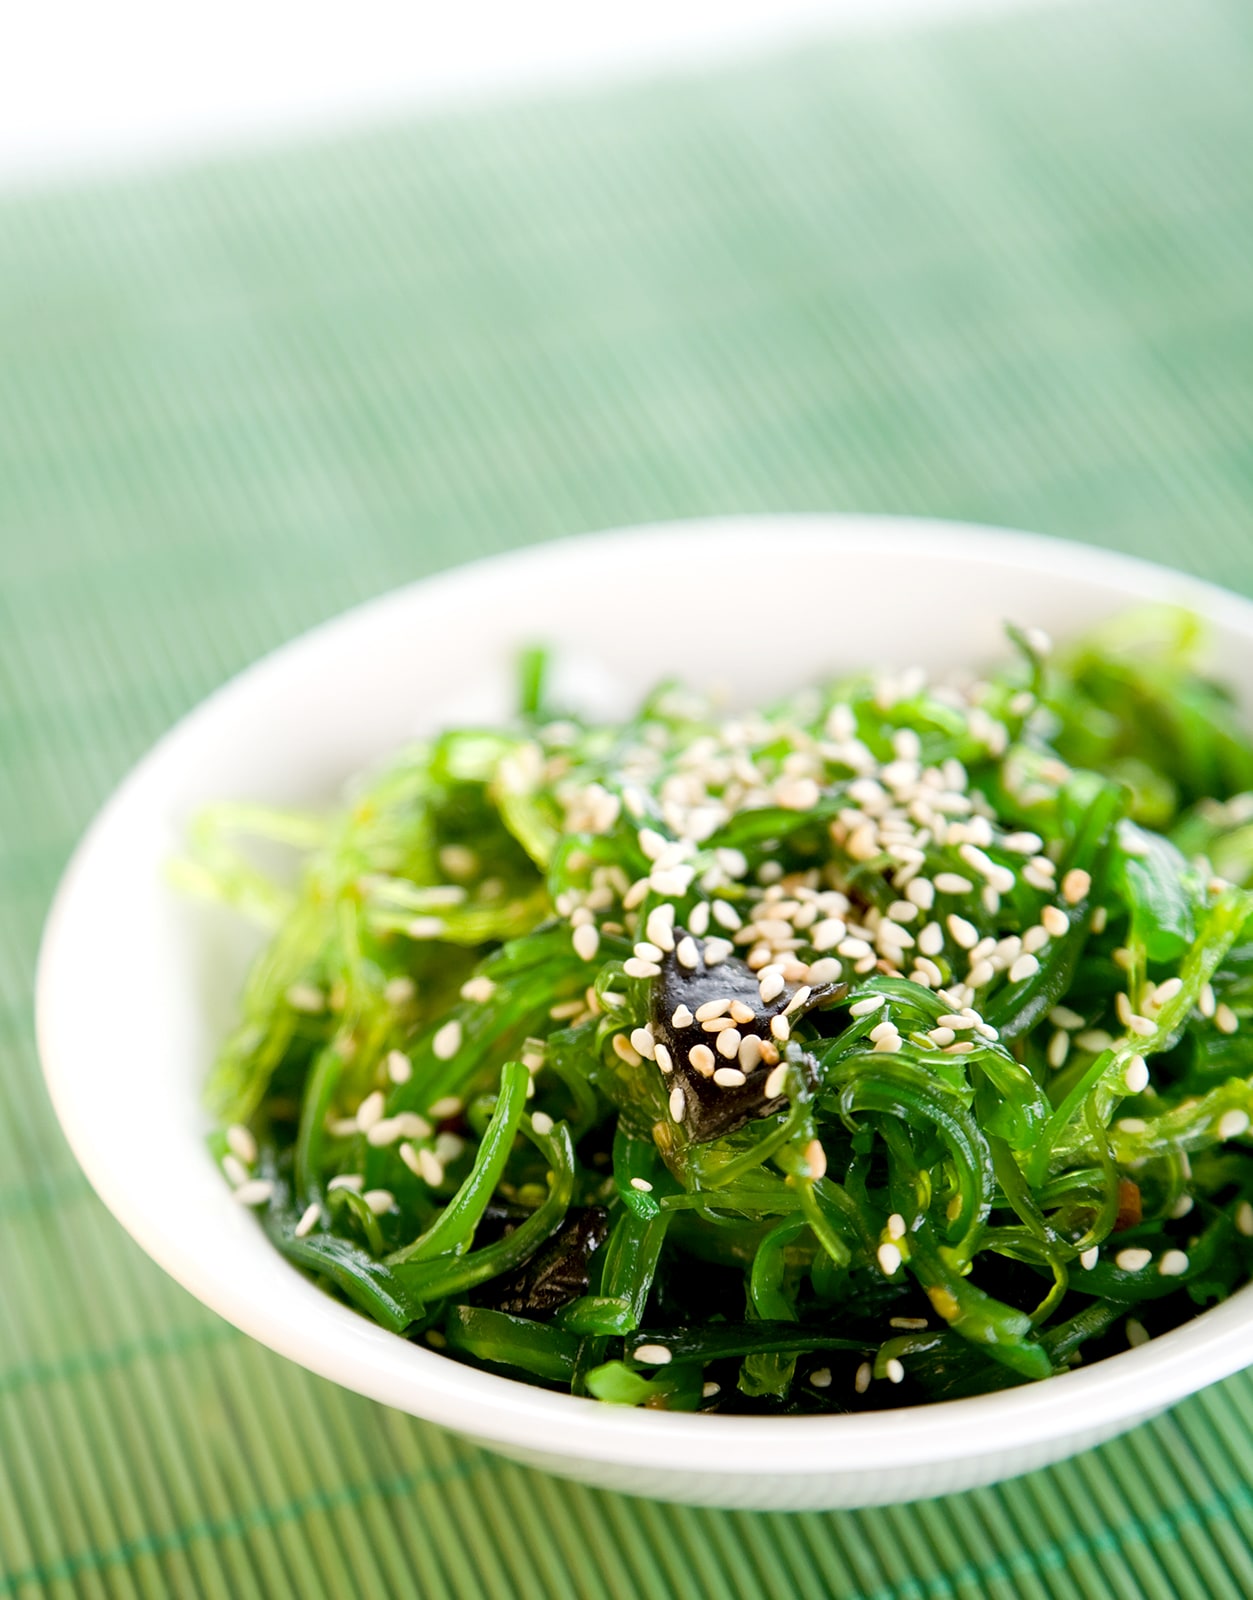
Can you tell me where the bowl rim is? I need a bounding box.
[35,512,1253,1478]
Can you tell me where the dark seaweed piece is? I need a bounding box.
[648,932,846,1142]
[482,1206,610,1314]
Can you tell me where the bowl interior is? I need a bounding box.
[35,515,1253,1486]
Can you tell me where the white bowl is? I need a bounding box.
[36,515,1253,1511]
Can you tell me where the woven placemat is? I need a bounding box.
[4,0,1253,1593]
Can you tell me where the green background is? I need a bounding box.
[4,0,1253,1593]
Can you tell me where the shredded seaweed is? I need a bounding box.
[188,608,1253,1411]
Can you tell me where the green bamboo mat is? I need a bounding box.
[4,0,1253,1593]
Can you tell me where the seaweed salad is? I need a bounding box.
[183,608,1253,1413]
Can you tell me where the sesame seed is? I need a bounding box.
[654,1043,674,1074]
[854,1362,872,1394]
[877,1242,902,1276]
[1171,1193,1194,1219]
[624,958,662,979]
[1236,1201,1253,1237]
[702,1381,721,1398]
[1077,1029,1114,1053]
[633,941,664,963]
[629,1027,657,1062]
[671,1004,695,1029]
[1003,831,1043,854]
[286,982,325,1013]
[1048,1031,1070,1070]
[631,1177,654,1192]
[367,1117,404,1148]
[432,1021,463,1061]
[935,873,973,895]
[687,1044,716,1076]
[1079,1246,1099,1270]
[531,1111,554,1136]
[1039,905,1069,939]
[385,976,417,1005]
[234,1179,274,1207]
[295,1202,321,1237]
[669,1086,686,1121]
[222,1154,249,1188]
[1050,1005,1085,1030]
[676,937,699,970]
[1219,1109,1249,1140]
[1126,1319,1150,1348]
[407,917,447,940]
[1021,925,1051,955]
[635,1343,672,1366]
[1199,983,1217,1019]
[428,1095,463,1119]
[885,1359,905,1385]
[810,1367,832,1389]
[838,937,873,960]
[869,1019,899,1043]
[1216,1004,1239,1035]
[715,1030,743,1060]
[688,902,711,936]
[947,915,978,950]
[729,1000,756,1025]
[810,918,847,952]
[770,1015,790,1042]
[1061,868,1091,905]
[785,985,812,1015]
[874,1032,903,1053]
[759,971,786,1004]
[573,924,601,962]
[363,1189,396,1215]
[1159,1250,1189,1277]
[714,1066,747,1088]
[1115,1248,1152,1272]
[355,1091,385,1132]
[1117,1118,1148,1133]
[928,1027,956,1047]
[646,905,677,952]
[887,1213,906,1238]
[703,938,734,966]
[695,999,731,1024]
[764,1063,788,1099]
[967,961,995,989]
[328,1173,364,1193]
[417,1148,445,1186]
[1124,1055,1149,1093]
[701,1016,738,1033]
[850,995,885,1018]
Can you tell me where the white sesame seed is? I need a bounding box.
[850,995,885,1018]
[729,1000,756,1025]
[873,1032,903,1053]
[810,1367,832,1389]
[1040,905,1069,938]
[759,971,786,1004]
[294,1202,321,1238]
[854,1362,872,1394]
[702,1381,721,1399]
[686,1044,715,1076]
[967,961,995,989]
[810,917,847,952]
[887,1212,906,1239]
[675,937,700,971]
[935,873,973,896]
[428,1095,463,1119]
[738,1034,764,1072]
[1115,1248,1152,1272]
[703,938,734,966]
[367,1117,405,1148]
[947,915,978,950]
[712,901,742,932]
[671,1004,695,1030]
[1077,1030,1114,1054]
[837,937,873,960]
[714,1066,747,1088]
[1159,1250,1189,1278]
[435,1132,464,1163]
[629,1027,657,1062]
[234,1179,275,1208]
[1171,1193,1194,1219]
[928,1027,956,1047]
[631,1177,654,1192]
[1237,1201,1253,1237]
[1219,1109,1250,1140]
[654,1043,674,1074]
[918,922,944,957]
[573,924,601,962]
[530,1111,554,1137]
[1021,925,1051,956]
[363,1188,396,1215]
[701,1016,738,1033]
[1127,1319,1150,1348]
[652,865,696,897]
[1003,831,1044,854]
[222,1154,249,1188]
[1079,1246,1099,1270]
[688,902,711,937]
[669,1086,686,1121]
[417,1148,445,1186]
[636,1343,672,1366]
[869,1019,899,1043]
[695,998,731,1023]
[1117,1118,1148,1133]
[1123,1055,1149,1093]
[646,904,677,952]
[633,941,664,963]
[1048,1031,1070,1070]
[785,985,812,1015]
[286,983,325,1013]
[225,1125,257,1167]
[885,1359,905,1385]
[1061,868,1091,905]
[432,1020,463,1061]
[1050,1005,1085,1030]
[355,1090,385,1132]
[624,958,662,979]
[770,1015,790,1042]
[715,1029,743,1060]
[764,1064,788,1100]
[385,976,417,1005]
[1216,1004,1239,1035]
[804,1138,827,1180]
[877,1242,902,1276]
[1199,983,1217,1019]
[1009,954,1040,984]
[328,1172,364,1192]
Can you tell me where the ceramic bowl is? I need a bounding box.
[36,516,1253,1510]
